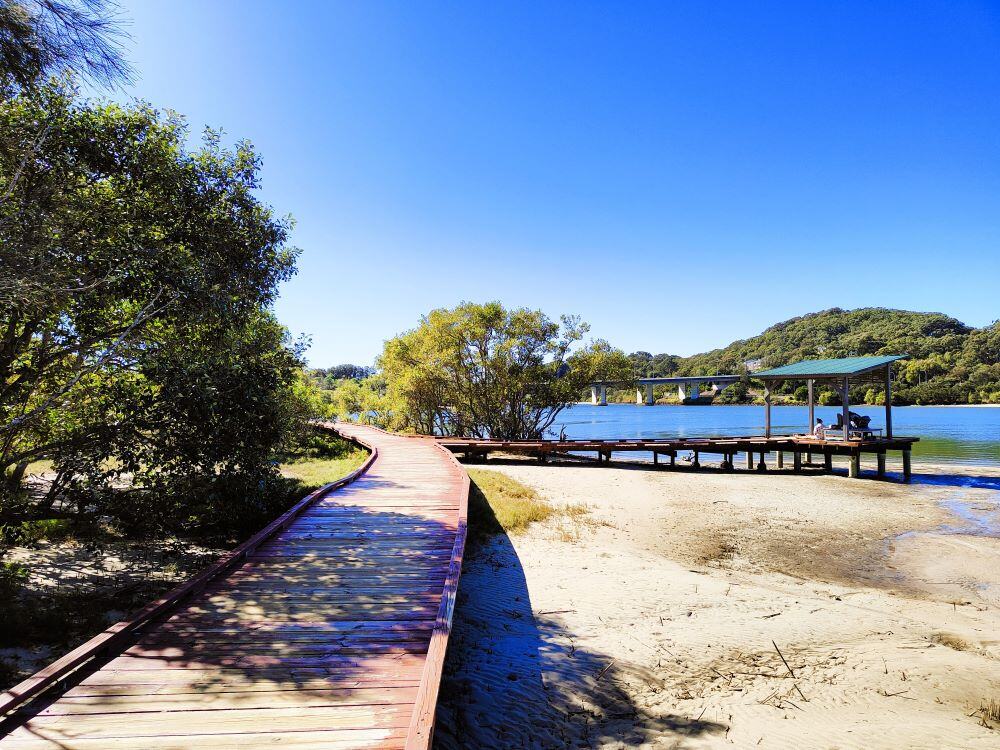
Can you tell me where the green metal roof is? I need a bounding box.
[755,355,907,379]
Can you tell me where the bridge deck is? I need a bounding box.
[0,425,468,750]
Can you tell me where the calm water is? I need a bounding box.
[552,404,1000,470]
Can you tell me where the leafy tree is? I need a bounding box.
[0,82,307,533]
[379,302,632,439]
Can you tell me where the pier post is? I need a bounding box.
[591,386,599,405]
[721,454,733,470]
[670,452,676,467]
[824,452,833,472]
[692,450,700,469]
[793,450,802,472]
[600,385,607,406]
[756,452,767,472]
[902,450,911,481]
[848,453,860,478]
[677,384,687,401]
[745,451,753,470]
[636,387,643,405]
[776,451,784,469]
[653,451,659,466]
[877,452,886,477]
[645,383,655,405]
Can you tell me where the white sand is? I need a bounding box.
[435,464,1000,749]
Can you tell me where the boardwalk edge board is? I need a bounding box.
[0,427,379,720]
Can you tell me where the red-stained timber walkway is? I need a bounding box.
[0,424,469,750]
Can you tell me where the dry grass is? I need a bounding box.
[467,469,553,538]
[930,631,970,651]
[980,697,1000,728]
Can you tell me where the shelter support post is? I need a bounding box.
[807,379,815,462]
[885,366,893,439]
[653,451,659,466]
[877,452,886,477]
[842,376,850,442]
[902,450,912,481]
[745,451,753,470]
[776,451,784,469]
[793,450,802,472]
[757,452,767,472]
[848,453,860,478]
[824,452,833,472]
[692,450,700,469]
[764,384,772,438]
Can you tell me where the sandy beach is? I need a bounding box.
[434,462,1000,749]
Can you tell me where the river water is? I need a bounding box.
[554,404,1000,470]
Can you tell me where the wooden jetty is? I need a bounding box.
[436,434,919,479]
[0,424,468,750]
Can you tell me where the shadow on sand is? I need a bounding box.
[434,491,726,749]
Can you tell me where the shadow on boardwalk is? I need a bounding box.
[434,499,726,749]
[0,474,455,748]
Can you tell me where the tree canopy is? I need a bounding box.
[0,0,130,91]
[1,81,312,534]
[365,302,632,439]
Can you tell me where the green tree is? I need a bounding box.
[379,302,632,439]
[0,82,307,532]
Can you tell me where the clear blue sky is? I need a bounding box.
[114,1,1000,366]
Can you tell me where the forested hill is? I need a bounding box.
[630,308,1000,405]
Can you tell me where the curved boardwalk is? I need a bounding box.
[0,425,469,750]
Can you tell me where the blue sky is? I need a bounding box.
[114,1,1000,365]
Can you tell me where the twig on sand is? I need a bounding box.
[793,683,808,702]
[762,612,782,619]
[879,689,915,700]
[596,660,616,681]
[710,667,732,683]
[772,640,796,679]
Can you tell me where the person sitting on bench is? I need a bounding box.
[812,418,826,439]
[832,411,871,432]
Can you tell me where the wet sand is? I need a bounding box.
[435,462,1000,749]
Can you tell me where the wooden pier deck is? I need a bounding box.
[0,424,469,750]
[437,434,919,479]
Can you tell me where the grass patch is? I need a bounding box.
[980,697,1000,729]
[467,469,553,543]
[930,631,970,651]
[280,450,369,494]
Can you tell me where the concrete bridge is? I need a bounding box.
[589,375,742,405]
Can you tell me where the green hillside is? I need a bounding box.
[630,308,1000,405]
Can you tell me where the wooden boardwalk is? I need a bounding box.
[0,424,469,750]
